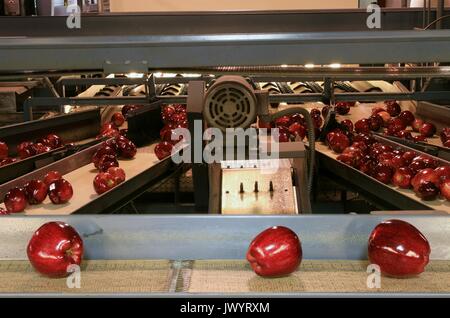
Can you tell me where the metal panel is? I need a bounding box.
[0,215,448,261]
[1,31,450,72]
[0,9,447,37]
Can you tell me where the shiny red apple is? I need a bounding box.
[415,181,440,201]
[322,106,331,118]
[377,111,391,126]
[392,167,414,189]
[327,131,350,153]
[368,115,382,131]
[48,179,73,204]
[411,168,440,190]
[122,105,139,117]
[354,119,371,134]
[398,111,415,126]
[440,180,450,201]
[0,157,18,167]
[246,226,302,277]
[111,112,125,128]
[386,101,401,117]
[412,119,424,132]
[340,119,354,133]
[335,102,351,115]
[43,171,62,187]
[92,146,117,169]
[0,141,8,160]
[17,141,36,159]
[373,163,394,184]
[98,154,119,172]
[107,167,126,185]
[435,166,450,184]
[419,122,437,137]
[115,136,137,159]
[413,135,427,143]
[27,222,83,278]
[155,142,173,160]
[24,180,48,205]
[93,172,116,195]
[440,128,450,144]
[288,122,306,140]
[368,219,430,277]
[44,134,64,149]
[4,187,27,213]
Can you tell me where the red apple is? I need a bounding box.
[288,122,306,140]
[372,106,386,115]
[32,143,52,155]
[92,146,117,169]
[93,172,116,195]
[398,111,415,126]
[335,102,351,115]
[43,171,62,187]
[392,167,414,189]
[391,155,406,169]
[0,141,8,160]
[310,108,321,119]
[377,111,391,126]
[48,179,73,204]
[246,226,302,277]
[435,166,450,184]
[274,116,291,128]
[396,130,413,140]
[340,119,354,133]
[161,105,176,123]
[27,222,83,278]
[171,113,187,125]
[402,151,417,166]
[98,154,119,172]
[440,180,450,201]
[122,105,139,117]
[440,128,450,143]
[419,122,437,137]
[107,167,126,185]
[368,219,430,277]
[322,106,331,118]
[155,141,173,160]
[24,180,48,205]
[111,112,125,128]
[327,131,350,153]
[411,168,440,190]
[0,157,18,167]
[44,134,64,149]
[98,128,120,139]
[412,119,424,132]
[413,135,427,143]
[415,181,440,201]
[386,101,401,117]
[4,187,27,213]
[355,119,371,134]
[373,163,394,184]
[17,141,36,159]
[120,129,128,138]
[115,136,137,159]
[369,115,383,131]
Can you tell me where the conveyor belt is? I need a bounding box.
[182,260,450,294]
[0,143,162,215]
[1,260,448,294]
[0,260,173,294]
[284,81,450,213]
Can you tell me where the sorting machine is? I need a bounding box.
[0,9,449,296]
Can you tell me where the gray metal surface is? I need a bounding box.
[0,9,447,37]
[2,30,450,72]
[0,215,448,261]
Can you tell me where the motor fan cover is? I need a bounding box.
[203,76,257,132]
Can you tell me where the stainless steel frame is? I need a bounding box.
[0,215,448,261]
